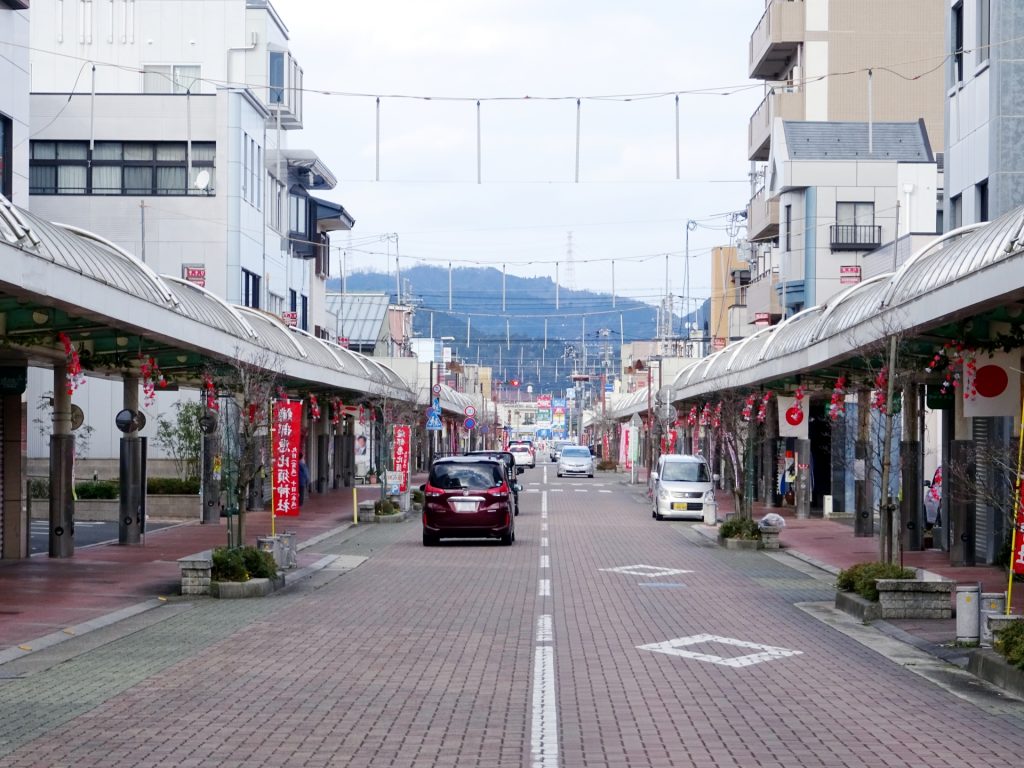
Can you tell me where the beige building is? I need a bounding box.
[745,0,945,319]
[708,246,749,348]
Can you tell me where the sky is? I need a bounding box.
[272,0,763,317]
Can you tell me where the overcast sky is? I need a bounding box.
[273,0,763,314]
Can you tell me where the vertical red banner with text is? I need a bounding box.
[1014,480,1024,575]
[272,400,302,517]
[393,425,410,492]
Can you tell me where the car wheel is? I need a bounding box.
[500,528,514,546]
[588,473,594,478]
[423,530,438,546]
[654,510,663,520]
[557,472,562,478]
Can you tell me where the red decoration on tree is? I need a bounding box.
[687,405,698,428]
[756,391,771,423]
[711,402,722,430]
[699,403,711,427]
[203,373,219,412]
[139,355,165,408]
[741,393,757,422]
[829,375,847,421]
[309,394,321,421]
[330,396,342,425]
[871,367,889,413]
[57,332,85,396]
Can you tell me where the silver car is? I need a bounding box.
[557,446,594,478]
[651,454,717,523]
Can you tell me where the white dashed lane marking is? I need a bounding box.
[538,579,551,597]
[540,555,550,569]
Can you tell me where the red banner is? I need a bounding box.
[1014,480,1024,575]
[272,400,302,517]
[392,425,410,492]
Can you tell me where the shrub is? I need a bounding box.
[374,499,398,515]
[411,489,425,505]
[719,516,761,540]
[994,620,1024,670]
[241,547,278,579]
[596,459,617,471]
[211,547,248,582]
[147,477,201,495]
[74,480,120,500]
[835,561,916,601]
[29,478,50,499]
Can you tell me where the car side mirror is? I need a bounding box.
[712,473,720,483]
[514,483,522,493]
[650,471,659,481]
[923,480,931,488]
[517,467,525,475]
[419,484,426,491]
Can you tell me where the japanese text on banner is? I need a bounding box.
[272,400,303,517]
[392,425,411,492]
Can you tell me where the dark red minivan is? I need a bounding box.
[422,456,515,546]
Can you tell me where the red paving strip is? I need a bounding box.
[0,483,408,650]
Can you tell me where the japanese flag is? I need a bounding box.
[777,396,808,439]
[963,349,1021,418]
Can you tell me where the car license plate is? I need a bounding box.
[452,500,479,513]
[671,502,691,511]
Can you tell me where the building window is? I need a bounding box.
[289,289,297,313]
[952,3,964,83]
[836,201,875,227]
[300,294,308,331]
[978,0,990,65]
[784,204,792,251]
[289,192,308,234]
[950,193,963,230]
[0,113,11,200]
[268,292,284,315]
[267,174,285,231]
[143,65,202,94]
[832,203,880,250]
[242,269,261,309]
[269,51,285,104]
[976,179,989,222]
[30,140,215,196]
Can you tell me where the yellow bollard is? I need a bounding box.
[352,487,358,525]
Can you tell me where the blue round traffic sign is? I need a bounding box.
[464,417,476,430]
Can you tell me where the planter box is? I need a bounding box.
[719,536,762,551]
[33,495,200,522]
[179,551,212,596]
[967,649,1024,701]
[759,525,782,550]
[876,579,954,619]
[834,590,882,622]
[211,575,285,599]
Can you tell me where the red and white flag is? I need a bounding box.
[964,349,1021,418]
[777,395,808,439]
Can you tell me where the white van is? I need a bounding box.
[650,454,717,524]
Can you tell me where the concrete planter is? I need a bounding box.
[834,590,882,622]
[33,495,200,522]
[967,649,1024,700]
[719,536,762,551]
[211,575,286,599]
[374,509,411,524]
[759,525,782,550]
[876,579,954,619]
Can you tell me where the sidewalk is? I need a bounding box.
[0,482,403,651]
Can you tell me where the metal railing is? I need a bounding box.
[830,224,881,251]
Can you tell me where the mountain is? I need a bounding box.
[328,265,707,395]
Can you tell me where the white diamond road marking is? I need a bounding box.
[540,555,550,569]
[599,564,693,578]
[638,634,802,668]
[536,614,553,642]
[538,579,551,597]
[541,537,549,547]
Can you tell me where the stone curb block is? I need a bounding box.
[211,575,286,599]
[967,649,1024,701]
[834,590,882,622]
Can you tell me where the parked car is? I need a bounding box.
[650,454,717,523]
[421,456,515,546]
[557,445,594,478]
[465,450,523,515]
[508,443,535,469]
[924,465,942,527]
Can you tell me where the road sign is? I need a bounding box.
[465,405,476,417]
[464,417,476,430]
[432,384,441,395]
[426,410,442,431]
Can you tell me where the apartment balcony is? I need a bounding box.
[745,268,783,325]
[747,188,779,242]
[749,0,806,80]
[830,224,882,251]
[748,88,805,161]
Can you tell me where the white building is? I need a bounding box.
[0,1,29,205]
[763,119,938,313]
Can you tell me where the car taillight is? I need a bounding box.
[424,484,444,498]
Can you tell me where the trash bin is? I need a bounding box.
[980,592,1007,646]
[955,583,981,644]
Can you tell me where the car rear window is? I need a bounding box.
[429,462,504,490]
[561,447,590,457]
[660,461,710,482]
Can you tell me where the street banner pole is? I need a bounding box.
[1006,394,1024,613]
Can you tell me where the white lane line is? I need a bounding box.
[543,465,548,485]
[536,614,553,642]
[599,490,612,494]
[541,491,547,515]
[574,489,587,493]
[541,537,549,547]
[541,523,548,532]
[530,645,559,768]
[540,555,550,569]
[538,579,551,596]
[549,488,563,493]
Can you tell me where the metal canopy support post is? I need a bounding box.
[202,430,221,523]
[119,376,144,545]
[855,389,873,537]
[2,370,27,560]
[49,365,74,558]
[900,383,922,553]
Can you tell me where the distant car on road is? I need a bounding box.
[651,454,717,523]
[421,456,515,546]
[549,440,573,462]
[508,443,535,469]
[557,445,594,478]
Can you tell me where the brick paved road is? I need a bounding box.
[1,466,1023,767]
